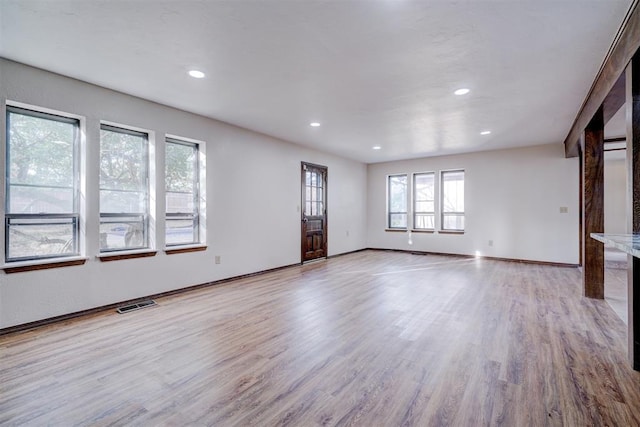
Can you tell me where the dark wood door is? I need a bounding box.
[301,162,327,262]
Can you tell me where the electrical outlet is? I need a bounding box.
[488,240,493,247]
[215,255,221,264]
[560,207,568,214]
[346,230,350,237]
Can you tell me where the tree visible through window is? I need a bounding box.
[99,124,149,251]
[441,170,465,231]
[413,172,435,230]
[388,174,407,229]
[165,139,200,246]
[5,106,80,262]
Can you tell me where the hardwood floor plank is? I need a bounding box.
[1,250,640,426]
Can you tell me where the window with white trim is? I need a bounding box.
[387,174,408,229]
[413,172,435,230]
[165,138,200,246]
[99,124,149,252]
[5,106,80,262]
[441,170,465,231]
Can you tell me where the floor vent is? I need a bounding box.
[116,299,156,314]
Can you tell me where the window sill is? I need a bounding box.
[164,245,207,255]
[385,228,408,232]
[2,256,88,274]
[411,229,435,233]
[98,249,157,262]
[439,230,465,235]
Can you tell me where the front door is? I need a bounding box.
[301,162,327,262]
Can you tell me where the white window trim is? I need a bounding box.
[412,171,436,231]
[4,101,86,264]
[164,135,205,248]
[386,173,409,230]
[440,169,465,232]
[98,121,155,253]
[165,134,206,249]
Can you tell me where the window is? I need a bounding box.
[387,174,408,229]
[99,124,149,252]
[413,172,435,230]
[441,170,465,231]
[165,138,200,246]
[5,106,80,262]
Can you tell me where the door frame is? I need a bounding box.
[301,162,328,263]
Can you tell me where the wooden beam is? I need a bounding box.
[565,1,640,157]
[626,58,640,370]
[582,107,605,299]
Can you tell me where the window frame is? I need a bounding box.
[99,123,150,253]
[412,171,436,231]
[5,105,81,263]
[164,137,200,247]
[387,173,408,230]
[440,169,465,232]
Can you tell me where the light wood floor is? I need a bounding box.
[2,250,640,426]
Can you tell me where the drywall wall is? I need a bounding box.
[0,59,367,328]
[367,143,580,264]
[604,152,626,234]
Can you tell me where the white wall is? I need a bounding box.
[604,153,626,234]
[0,59,368,328]
[367,143,580,264]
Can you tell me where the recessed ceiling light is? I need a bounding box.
[188,70,205,79]
[310,122,321,127]
[480,130,491,135]
[454,88,470,96]
[372,146,382,150]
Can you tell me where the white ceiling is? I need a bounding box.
[0,0,632,163]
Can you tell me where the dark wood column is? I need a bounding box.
[626,58,640,370]
[582,106,605,299]
[579,148,583,267]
